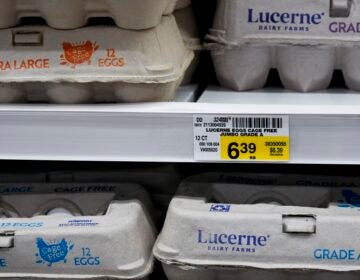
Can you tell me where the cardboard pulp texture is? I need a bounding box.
[174,7,203,85]
[48,165,182,212]
[208,0,360,92]
[48,165,181,196]
[154,172,360,280]
[175,0,191,11]
[0,16,194,104]
[0,0,184,30]
[0,182,157,279]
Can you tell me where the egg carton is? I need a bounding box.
[0,16,194,104]
[174,7,203,85]
[208,0,360,92]
[0,182,157,280]
[48,165,181,214]
[48,165,181,195]
[0,164,181,217]
[154,173,360,280]
[0,0,191,30]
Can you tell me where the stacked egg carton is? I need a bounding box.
[47,164,181,215]
[0,0,195,103]
[208,0,360,92]
[0,182,157,279]
[155,172,360,280]
[174,1,203,85]
[0,166,183,280]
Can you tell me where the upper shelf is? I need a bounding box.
[0,85,359,164]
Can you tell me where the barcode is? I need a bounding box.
[232,117,283,129]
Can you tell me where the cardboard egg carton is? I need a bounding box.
[0,164,181,217]
[0,16,193,103]
[154,172,360,280]
[0,182,157,279]
[208,0,360,92]
[0,0,190,30]
[48,165,181,214]
[174,6,203,85]
[49,165,181,195]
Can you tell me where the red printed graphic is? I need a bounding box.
[0,59,49,71]
[60,41,99,68]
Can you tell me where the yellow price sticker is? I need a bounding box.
[220,136,290,161]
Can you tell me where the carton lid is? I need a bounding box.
[154,173,360,271]
[210,0,360,46]
[0,16,194,84]
[0,0,178,30]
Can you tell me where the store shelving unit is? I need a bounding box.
[1,85,359,164]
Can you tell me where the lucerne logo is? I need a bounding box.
[248,9,325,25]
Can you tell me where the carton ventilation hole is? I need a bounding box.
[16,17,119,29]
[265,69,282,88]
[18,17,47,27]
[329,70,346,88]
[282,215,317,234]
[87,17,117,27]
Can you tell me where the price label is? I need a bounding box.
[221,136,289,161]
[194,115,290,162]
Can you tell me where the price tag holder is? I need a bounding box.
[193,115,290,162]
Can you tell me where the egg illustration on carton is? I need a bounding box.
[60,41,99,69]
[35,238,74,267]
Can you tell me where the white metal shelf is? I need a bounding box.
[0,85,360,164]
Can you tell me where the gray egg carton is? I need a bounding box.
[155,172,360,280]
[0,16,194,103]
[0,182,157,279]
[208,0,360,92]
[0,0,187,30]
[174,7,203,85]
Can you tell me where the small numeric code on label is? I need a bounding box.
[265,141,287,147]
